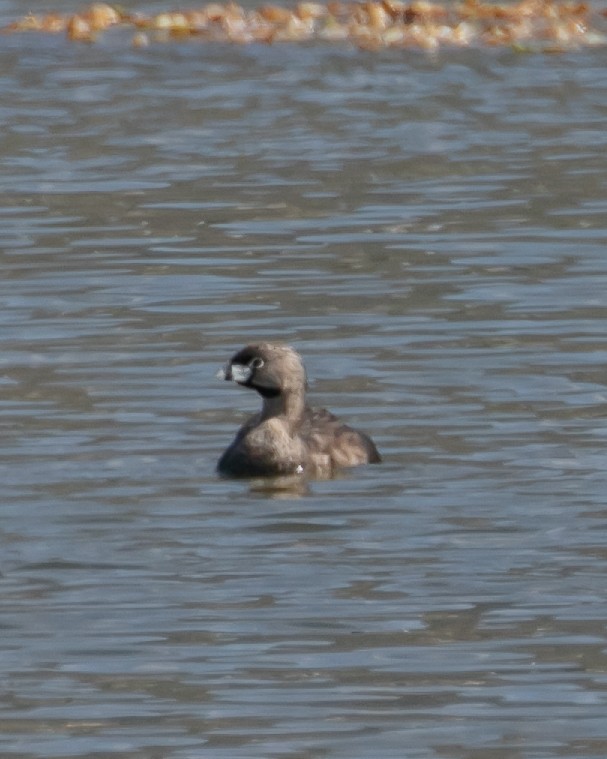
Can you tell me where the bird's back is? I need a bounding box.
[298,406,381,469]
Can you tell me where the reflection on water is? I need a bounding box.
[1,23,607,759]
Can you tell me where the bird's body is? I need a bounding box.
[217,343,381,479]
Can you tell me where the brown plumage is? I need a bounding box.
[216,343,381,478]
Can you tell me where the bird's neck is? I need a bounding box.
[260,390,305,424]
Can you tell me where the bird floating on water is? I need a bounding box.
[217,343,381,479]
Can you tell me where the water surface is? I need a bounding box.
[1,20,607,759]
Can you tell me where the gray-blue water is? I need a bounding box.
[1,10,607,758]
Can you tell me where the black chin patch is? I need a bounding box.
[255,385,281,399]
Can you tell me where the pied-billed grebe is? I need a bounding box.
[216,343,381,478]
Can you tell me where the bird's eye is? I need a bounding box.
[250,357,264,370]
